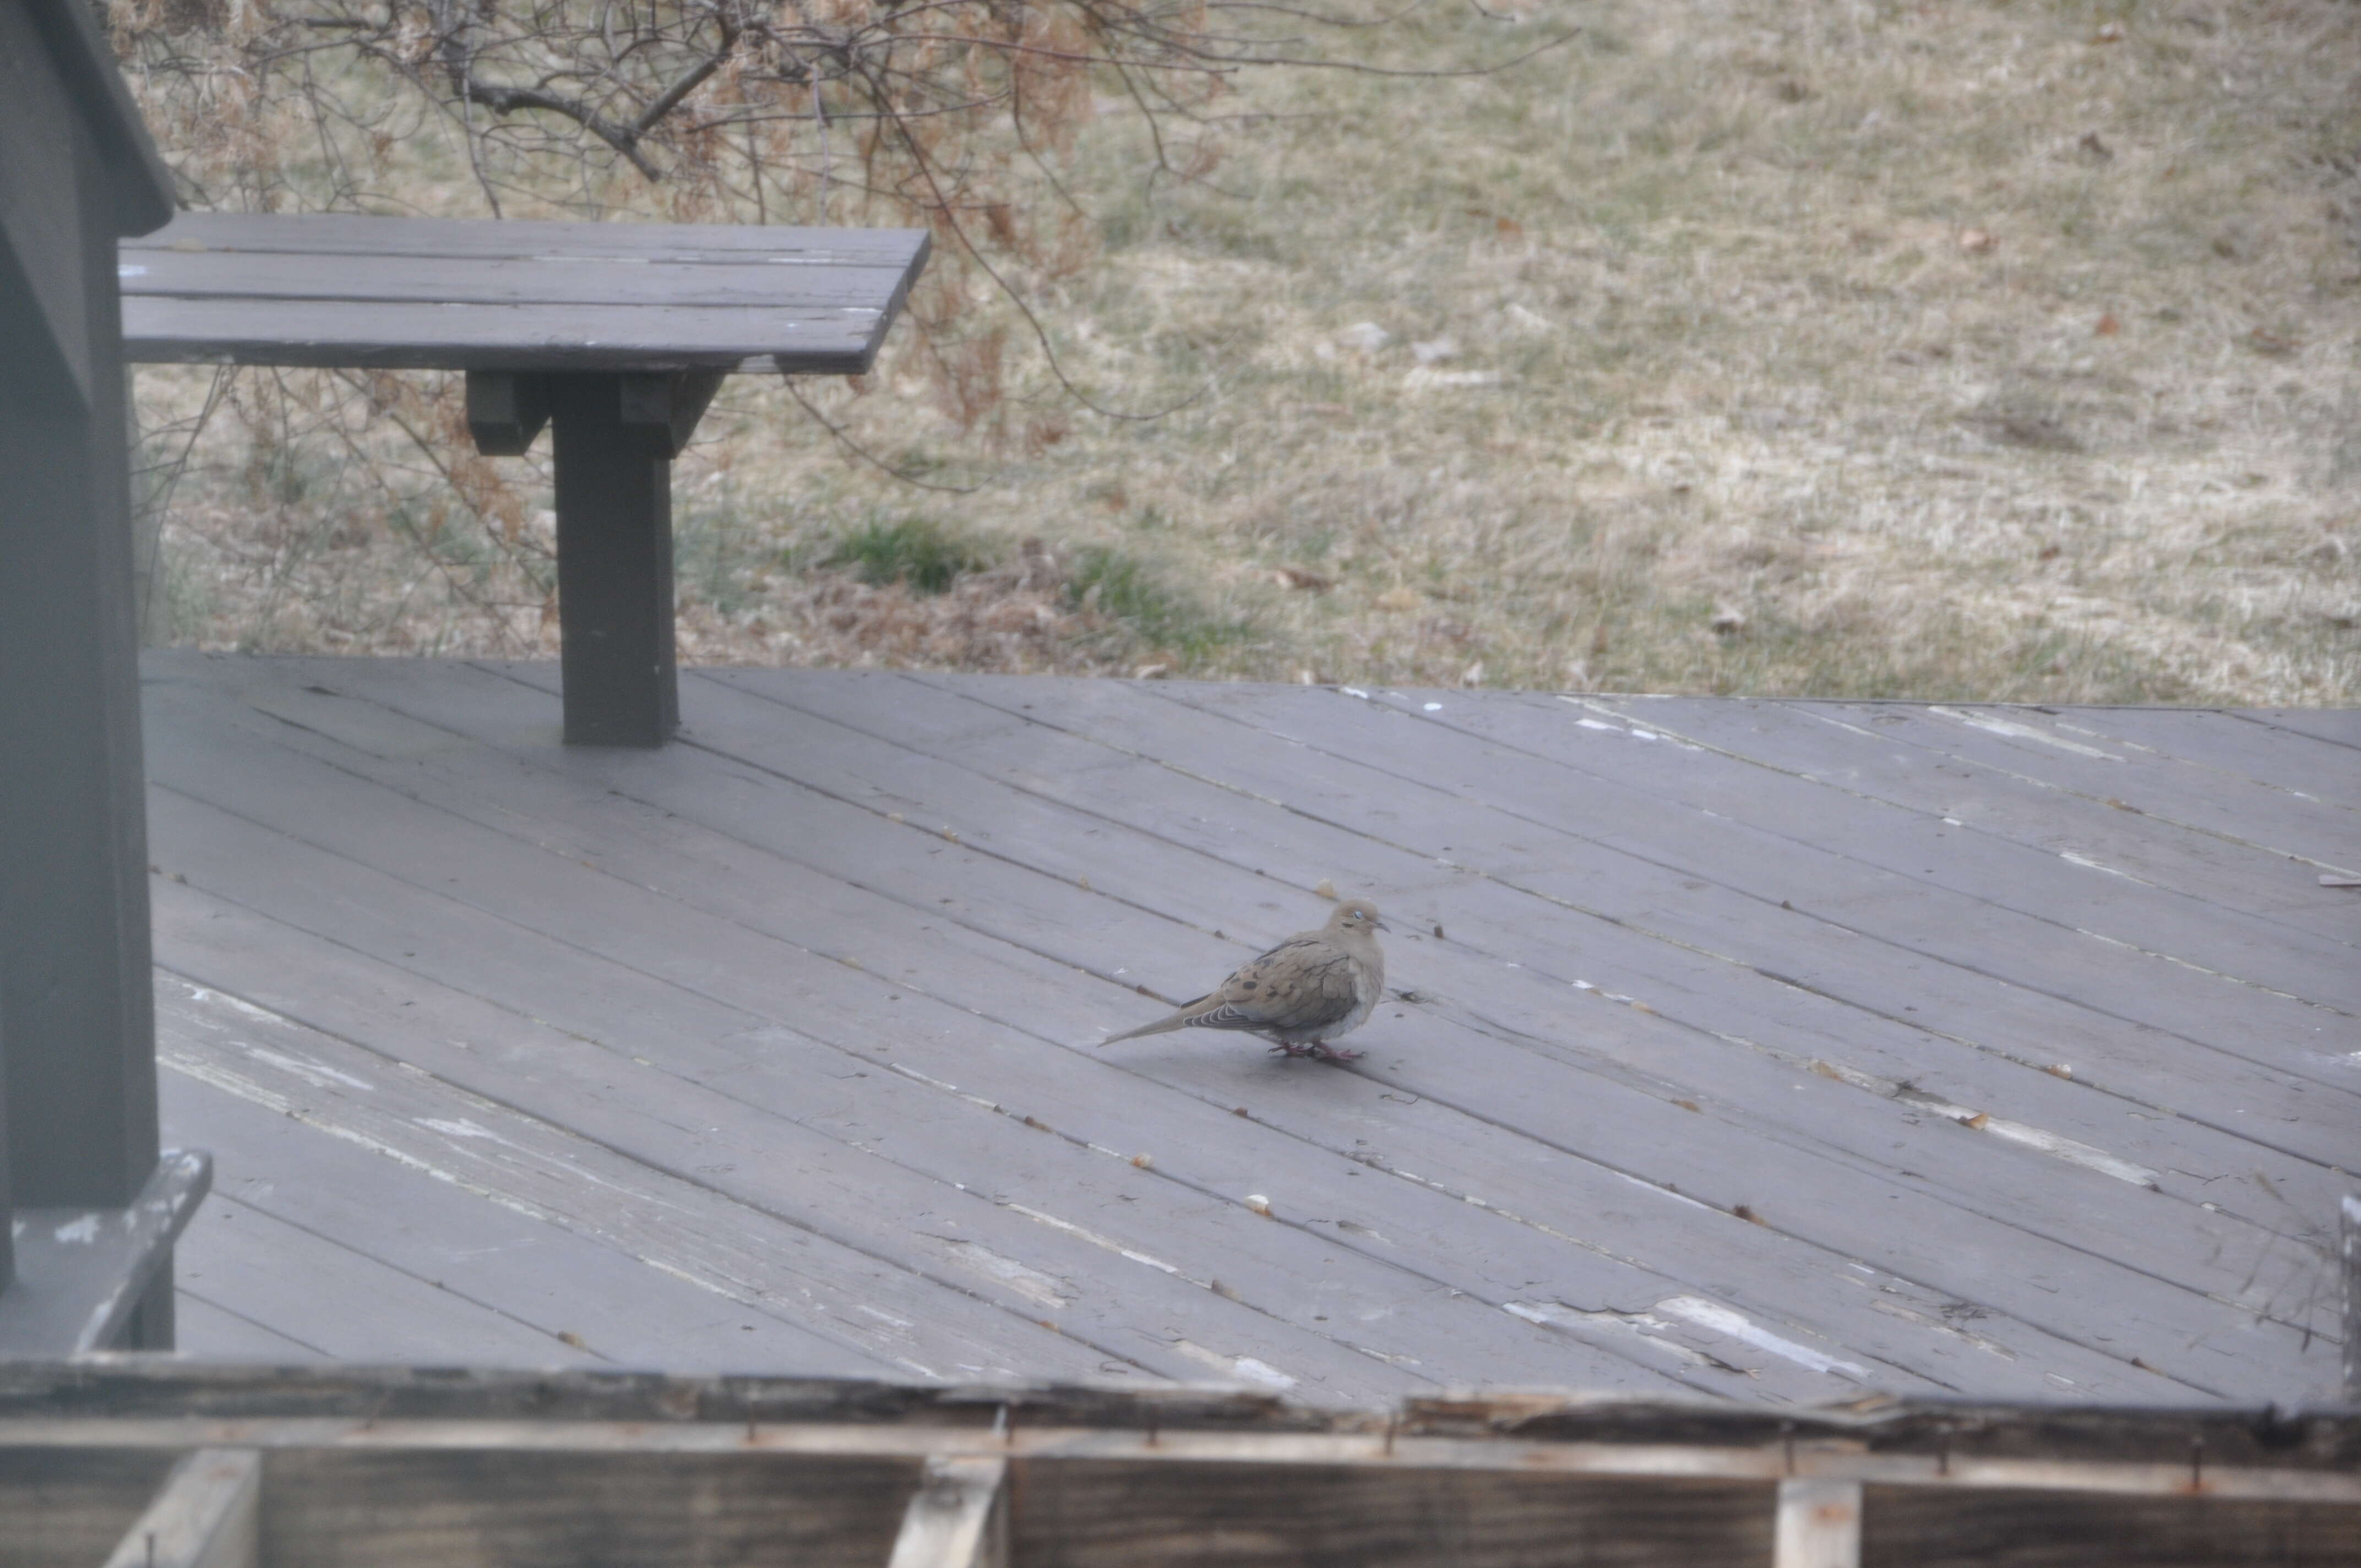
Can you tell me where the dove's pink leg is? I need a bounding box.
[1270,1041,1363,1063]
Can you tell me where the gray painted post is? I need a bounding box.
[545,371,721,747]
[0,1009,10,1295]
[550,372,680,746]
[1,0,180,1344]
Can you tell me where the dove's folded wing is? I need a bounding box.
[1181,938,1360,1034]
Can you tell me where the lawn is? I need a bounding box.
[132,0,2361,703]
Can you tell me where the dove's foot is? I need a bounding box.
[1270,1042,1363,1063]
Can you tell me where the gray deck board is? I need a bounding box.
[138,677,1834,1401]
[159,983,913,1376]
[859,670,2353,1166]
[231,659,2187,1402]
[693,667,2338,1398]
[150,880,1141,1386]
[171,1189,598,1366]
[1120,682,2361,1060]
[2237,708,2361,752]
[1719,700,2351,873]
[1509,693,2355,940]
[1460,691,2357,967]
[1003,677,2358,1164]
[172,1289,328,1362]
[141,799,1424,1401]
[2013,704,2361,813]
[139,654,2354,1406]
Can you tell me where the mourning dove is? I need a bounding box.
[1102,900,1388,1061]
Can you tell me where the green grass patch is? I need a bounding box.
[824,516,993,595]
[1067,545,1255,661]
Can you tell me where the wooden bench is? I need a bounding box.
[119,212,931,745]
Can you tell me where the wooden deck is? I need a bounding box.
[137,652,2359,1407]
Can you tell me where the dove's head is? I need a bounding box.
[1329,900,1388,935]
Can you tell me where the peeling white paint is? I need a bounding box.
[1171,1340,1296,1389]
[889,1060,1003,1112]
[938,1238,1073,1309]
[179,983,291,1025]
[1004,1203,1180,1276]
[2072,925,2316,1005]
[418,1117,502,1141]
[1656,1296,1868,1378]
[1614,1170,1718,1212]
[1808,1056,2159,1187]
[1230,1357,1296,1389]
[1929,707,2121,760]
[2059,850,2148,885]
[1865,1297,2018,1360]
[1504,1300,1721,1371]
[246,1046,376,1091]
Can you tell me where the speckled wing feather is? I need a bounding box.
[1177,937,1362,1036]
[1101,900,1387,1051]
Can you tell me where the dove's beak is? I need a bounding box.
[1374,918,1391,932]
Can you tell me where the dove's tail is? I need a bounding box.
[1099,1012,1189,1047]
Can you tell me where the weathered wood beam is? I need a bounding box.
[3,1420,2359,1505]
[886,1456,1008,1568]
[101,1449,261,1568]
[1773,1479,1860,1568]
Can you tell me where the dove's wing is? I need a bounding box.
[1177,935,1363,1035]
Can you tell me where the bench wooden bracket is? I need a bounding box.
[618,368,726,458]
[463,370,548,456]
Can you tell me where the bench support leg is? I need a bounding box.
[548,373,681,747]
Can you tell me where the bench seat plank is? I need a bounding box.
[124,296,883,373]
[124,210,927,264]
[120,211,930,374]
[122,249,923,313]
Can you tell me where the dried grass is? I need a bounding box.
[142,0,2361,703]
